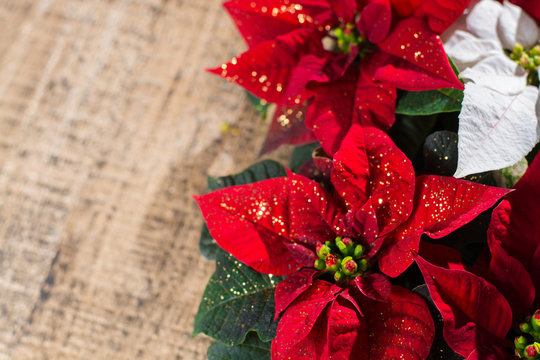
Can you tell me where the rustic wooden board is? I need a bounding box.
[0,0,291,358]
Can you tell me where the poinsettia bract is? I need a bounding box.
[415,154,540,358]
[210,0,468,154]
[195,125,508,359]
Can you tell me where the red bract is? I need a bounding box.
[260,102,316,155]
[379,173,511,277]
[195,126,508,359]
[195,125,418,277]
[272,279,434,359]
[210,0,468,154]
[414,155,540,359]
[508,0,540,23]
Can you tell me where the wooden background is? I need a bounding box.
[0,0,290,358]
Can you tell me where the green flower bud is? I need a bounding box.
[515,336,528,349]
[531,45,540,57]
[316,244,331,259]
[334,271,344,282]
[534,55,540,67]
[353,244,364,258]
[358,258,368,272]
[523,343,540,359]
[336,237,353,256]
[531,310,540,332]
[325,254,340,272]
[333,23,362,54]
[341,256,358,276]
[520,53,531,68]
[314,259,326,271]
[514,43,524,57]
[336,240,347,254]
[521,322,532,333]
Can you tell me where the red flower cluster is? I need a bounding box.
[415,155,540,359]
[195,125,508,359]
[195,0,540,358]
[210,0,469,154]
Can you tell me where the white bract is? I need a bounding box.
[443,0,540,178]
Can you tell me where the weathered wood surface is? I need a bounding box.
[0,1,290,358]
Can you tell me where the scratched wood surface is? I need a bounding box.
[0,1,291,358]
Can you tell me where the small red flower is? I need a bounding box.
[414,154,540,358]
[210,0,469,154]
[195,125,508,359]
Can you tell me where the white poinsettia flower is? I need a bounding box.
[442,0,540,178]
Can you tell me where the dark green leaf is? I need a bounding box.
[423,131,458,176]
[207,160,286,190]
[207,333,271,360]
[396,88,463,116]
[199,160,287,260]
[194,251,284,345]
[199,225,220,260]
[246,91,270,119]
[289,142,319,173]
[462,172,497,187]
[389,115,437,162]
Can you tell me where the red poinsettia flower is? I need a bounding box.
[210,0,469,154]
[195,125,508,359]
[414,154,540,359]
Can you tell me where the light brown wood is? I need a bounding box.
[0,1,291,358]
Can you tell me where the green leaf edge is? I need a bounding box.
[395,56,464,116]
[193,251,284,345]
[207,332,271,360]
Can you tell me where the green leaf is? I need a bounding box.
[199,160,287,260]
[246,91,269,120]
[194,251,284,345]
[423,131,458,176]
[389,115,437,162]
[289,142,319,173]
[396,88,463,116]
[199,225,220,260]
[447,56,461,77]
[396,56,464,116]
[207,160,286,190]
[207,333,271,360]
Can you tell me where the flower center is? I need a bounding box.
[508,43,540,86]
[322,23,373,59]
[313,236,369,283]
[515,309,540,358]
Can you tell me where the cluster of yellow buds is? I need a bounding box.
[314,236,369,283]
[510,43,540,71]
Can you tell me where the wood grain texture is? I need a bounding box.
[0,0,292,358]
